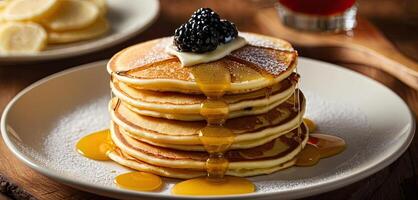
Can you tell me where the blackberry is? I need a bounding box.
[218,19,238,43]
[174,8,239,53]
[190,8,220,24]
[174,20,220,53]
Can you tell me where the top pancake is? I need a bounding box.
[108,32,297,94]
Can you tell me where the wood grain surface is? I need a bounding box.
[0,0,417,199]
[258,10,418,90]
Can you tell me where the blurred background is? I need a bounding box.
[157,0,417,60]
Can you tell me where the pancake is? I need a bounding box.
[110,122,308,171]
[121,94,295,121]
[105,29,309,180]
[109,91,306,147]
[108,148,296,179]
[107,32,297,94]
[123,129,293,152]
[110,73,298,120]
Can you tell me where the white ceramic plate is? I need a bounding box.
[0,0,159,63]
[1,58,415,200]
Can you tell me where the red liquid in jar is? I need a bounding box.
[279,0,356,15]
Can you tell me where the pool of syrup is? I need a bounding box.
[76,129,112,161]
[75,130,163,192]
[172,176,254,196]
[115,172,162,192]
[295,119,346,167]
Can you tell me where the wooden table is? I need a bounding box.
[0,0,417,199]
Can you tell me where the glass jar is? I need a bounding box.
[276,0,357,32]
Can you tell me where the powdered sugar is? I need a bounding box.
[231,46,290,76]
[241,32,294,51]
[15,95,123,187]
[128,37,174,70]
[13,90,370,194]
[304,91,369,135]
[4,58,410,199]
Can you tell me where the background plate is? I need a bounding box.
[1,58,415,199]
[0,0,159,63]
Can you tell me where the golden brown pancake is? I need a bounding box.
[109,122,308,171]
[110,73,298,120]
[109,91,305,148]
[108,148,296,179]
[106,31,307,179]
[107,32,297,94]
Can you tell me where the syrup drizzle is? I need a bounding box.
[192,61,232,180]
[294,67,303,157]
[303,118,317,132]
[172,61,256,195]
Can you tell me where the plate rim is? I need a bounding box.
[0,0,160,63]
[1,58,415,199]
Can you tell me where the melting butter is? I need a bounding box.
[166,36,247,67]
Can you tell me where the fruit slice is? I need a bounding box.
[88,0,107,16]
[0,22,47,53]
[0,0,11,23]
[0,5,5,23]
[0,1,9,10]
[48,17,108,44]
[43,0,99,31]
[2,0,60,22]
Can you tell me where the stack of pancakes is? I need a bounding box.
[107,33,308,179]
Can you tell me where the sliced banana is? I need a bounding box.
[0,0,13,10]
[3,0,60,22]
[0,3,5,23]
[43,0,99,31]
[48,17,108,44]
[88,0,107,16]
[0,22,47,53]
[0,1,8,10]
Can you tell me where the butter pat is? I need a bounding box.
[166,36,247,67]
